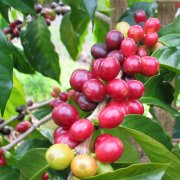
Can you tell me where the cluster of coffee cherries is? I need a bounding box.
[45,10,160,178]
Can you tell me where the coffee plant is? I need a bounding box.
[0,0,180,179]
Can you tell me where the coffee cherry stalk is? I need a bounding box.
[46,10,161,179]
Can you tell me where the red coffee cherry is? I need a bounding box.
[106,79,129,101]
[134,10,147,24]
[91,43,108,59]
[106,30,124,50]
[54,133,79,149]
[141,56,159,76]
[69,119,94,141]
[72,91,82,103]
[98,106,124,129]
[107,50,125,64]
[3,27,11,35]
[127,80,145,99]
[49,99,62,109]
[127,25,144,43]
[123,55,142,75]
[93,134,112,151]
[16,121,31,133]
[53,127,69,139]
[0,149,3,156]
[126,100,144,114]
[107,101,129,115]
[52,103,79,127]
[82,79,106,102]
[144,32,158,47]
[91,58,103,79]
[77,94,97,112]
[59,92,68,102]
[144,18,160,33]
[121,38,137,57]
[136,46,148,57]
[70,69,93,92]
[95,136,123,163]
[0,156,6,166]
[51,91,59,98]
[99,57,120,81]
[41,172,49,180]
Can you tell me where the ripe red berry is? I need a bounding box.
[0,149,3,156]
[93,134,112,151]
[16,121,31,133]
[51,91,59,98]
[82,79,106,102]
[106,30,124,50]
[69,119,94,141]
[95,136,123,163]
[126,100,144,114]
[54,133,79,149]
[141,56,159,76]
[59,92,68,102]
[121,38,137,57]
[91,43,108,59]
[12,27,20,37]
[91,58,104,79]
[144,18,160,33]
[0,156,6,166]
[53,127,69,139]
[106,79,129,101]
[127,25,144,43]
[99,57,120,81]
[107,101,129,115]
[2,27,11,35]
[77,94,97,112]
[49,99,62,109]
[52,103,79,127]
[41,172,49,180]
[70,69,93,92]
[134,10,147,24]
[127,80,145,99]
[98,106,124,129]
[107,50,125,64]
[123,55,142,75]
[72,91,82,103]
[136,46,148,57]
[144,32,158,47]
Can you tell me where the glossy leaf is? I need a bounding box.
[84,163,167,180]
[11,45,35,74]
[140,97,180,117]
[120,2,157,25]
[18,148,48,180]
[21,17,60,82]
[0,30,13,116]
[122,115,173,150]
[159,15,180,37]
[39,128,54,144]
[33,105,52,120]
[152,46,180,74]
[48,168,70,180]
[159,34,180,47]
[128,0,153,7]
[0,0,35,15]
[0,166,20,180]
[0,1,9,22]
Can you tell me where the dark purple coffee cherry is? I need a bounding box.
[91,43,108,59]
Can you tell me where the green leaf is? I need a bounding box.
[48,168,70,180]
[152,46,180,74]
[11,45,35,74]
[159,15,180,37]
[39,128,54,144]
[173,116,180,138]
[0,0,35,15]
[33,105,52,120]
[0,1,9,22]
[15,138,51,159]
[120,2,157,25]
[118,126,178,163]
[21,17,60,82]
[93,17,109,43]
[122,115,173,150]
[60,13,89,60]
[0,166,20,180]
[18,148,48,180]
[83,163,167,180]
[97,0,111,12]
[140,97,180,117]
[159,34,180,47]
[82,0,97,22]
[128,0,154,7]
[0,30,13,116]
[2,75,26,119]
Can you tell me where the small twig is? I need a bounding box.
[2,113,52,151]
[0,116,17,129]
[95,11,111,25]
